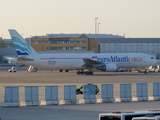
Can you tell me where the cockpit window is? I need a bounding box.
[151,57,154,59]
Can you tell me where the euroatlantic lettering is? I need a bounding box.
[97,56,142,62]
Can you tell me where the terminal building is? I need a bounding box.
[31,34,99,53]
[29,33,124,53]
[99,38,160,53]
[99,38,160,59]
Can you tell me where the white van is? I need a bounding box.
[99,111,160,120]
[8,67,16,72]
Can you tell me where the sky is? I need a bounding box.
[1,0,160,38]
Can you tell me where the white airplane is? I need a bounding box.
[8,29,157,75]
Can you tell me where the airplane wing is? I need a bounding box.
[4,56,33,64]
[4,56,17,64]
[17,57,34,61]
[83,59,104,67]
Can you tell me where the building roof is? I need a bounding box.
[78,34,88,38]
[33,33,124,38]
[99,38,160,43]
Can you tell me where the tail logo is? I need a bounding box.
[12,36,32,55]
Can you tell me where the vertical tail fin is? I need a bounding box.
[8,29,38,56]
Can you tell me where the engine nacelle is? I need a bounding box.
[97,63,117,72]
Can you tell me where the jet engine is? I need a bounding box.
[97,63,117,72]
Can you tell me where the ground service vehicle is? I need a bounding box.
[99,111,160,120]
[132,115,160,120]
[8,67,16,72]
[76,83,100,95]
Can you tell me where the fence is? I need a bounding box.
[0,83,160,107]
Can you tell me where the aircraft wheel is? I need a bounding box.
[80,71,84,75]
[65,69,69,72]
[77,71,80,74]
[144,71,148,74]
[59,69,63,72]
[85,71,89,75]
[89,71,93,75]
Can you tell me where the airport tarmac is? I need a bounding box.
[0,70,160,120]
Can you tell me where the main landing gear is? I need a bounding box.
[144,70,148,74]
[77,70,93,75]
[59,69,69,72]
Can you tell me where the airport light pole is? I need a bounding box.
[42,40,44,51]
[98,23,100,40]
[95,17,98,39]
[30,35,32,46]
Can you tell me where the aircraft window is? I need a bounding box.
[151,57,154,59]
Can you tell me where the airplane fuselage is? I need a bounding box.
[17,53,157,69]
